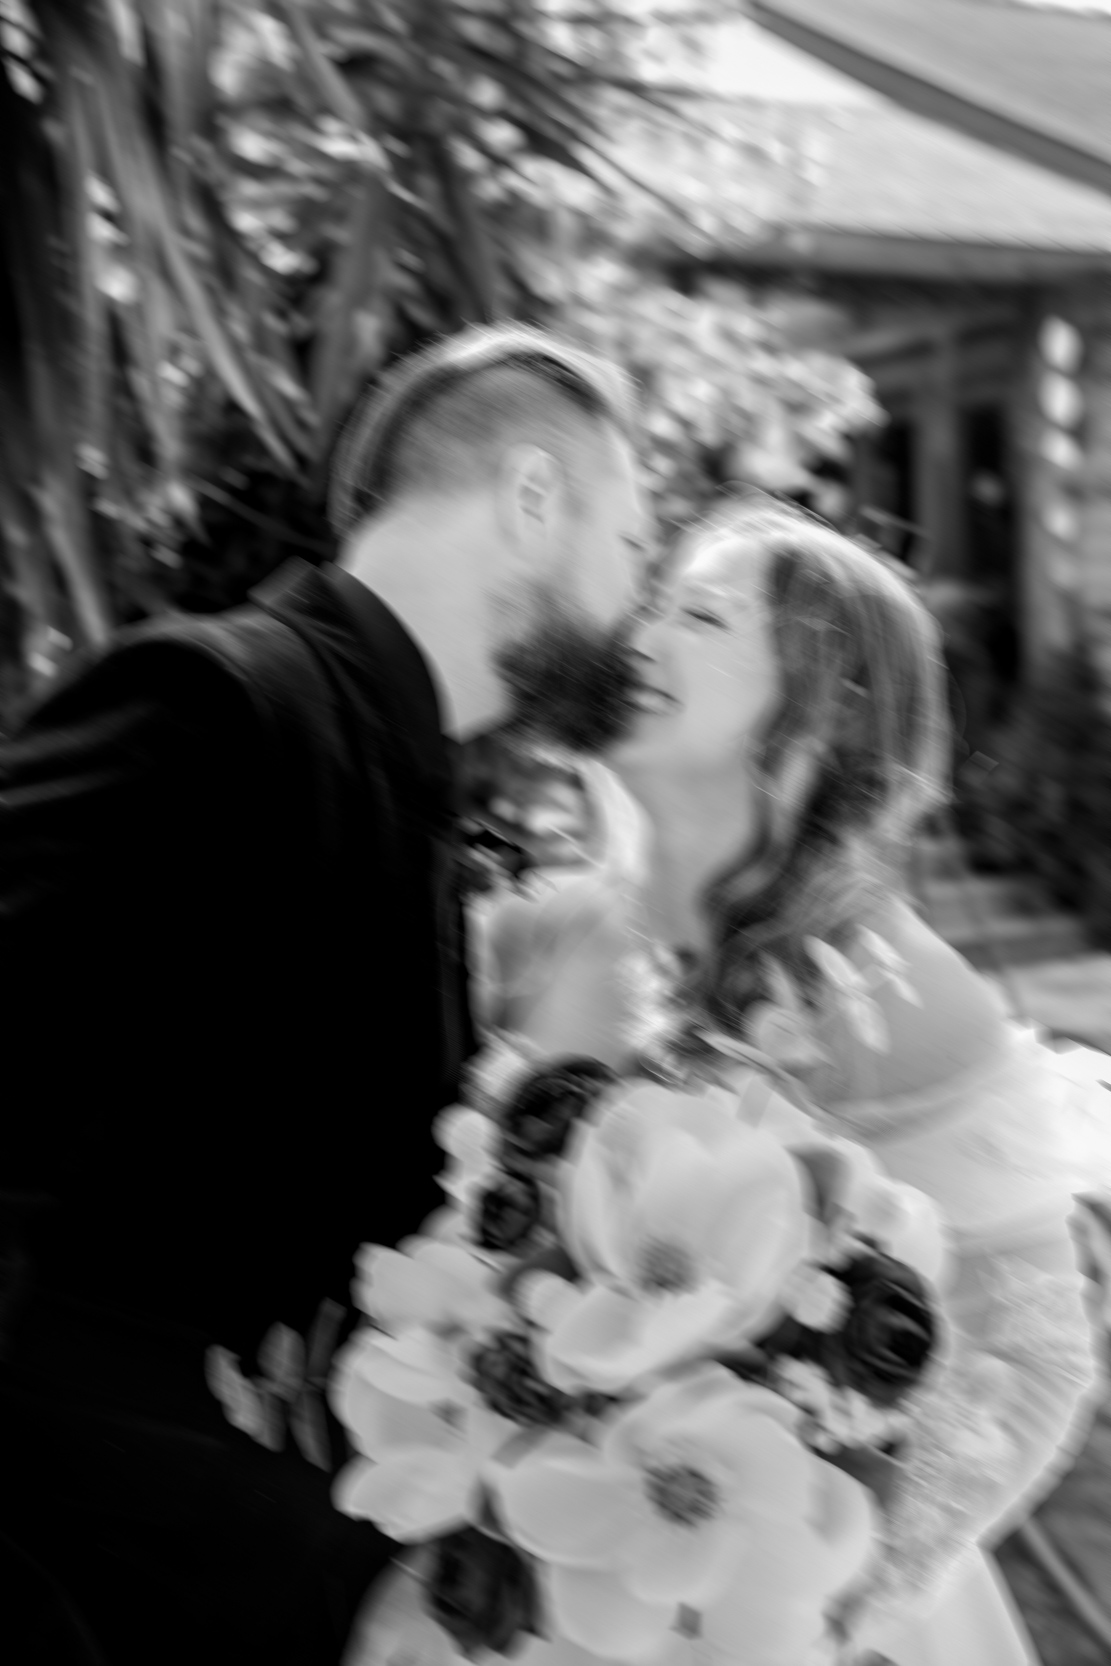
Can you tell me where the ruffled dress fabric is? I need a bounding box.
[813,1026,1110,1666]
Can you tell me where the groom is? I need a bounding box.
[0,326,650,1664]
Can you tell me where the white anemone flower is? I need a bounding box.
[492,1365,875,1664]
[696,1457,876,1666]
[331,1328,515,1540]
[546,1084,810,1393]
[352,1237,507,1336]
[330,1236,516,1539]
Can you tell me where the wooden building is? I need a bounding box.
[735,0,1111,706]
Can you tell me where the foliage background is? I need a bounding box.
[0,0,881,731]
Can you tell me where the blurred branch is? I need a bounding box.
[191,479,333,554]
[0,0,878,721]
[268,0,369,133]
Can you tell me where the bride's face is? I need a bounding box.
[610,530,781,779]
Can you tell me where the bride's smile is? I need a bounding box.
[605,523,788,955]
[614,528,781,779]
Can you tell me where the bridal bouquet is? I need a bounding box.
[331,1052,945,1666]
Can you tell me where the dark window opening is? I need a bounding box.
[961,403,1018,689]
[858,416,919,565]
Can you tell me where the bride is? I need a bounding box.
[470,498,1105,1666]
[350,498,1106,1666]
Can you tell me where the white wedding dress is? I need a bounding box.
[796,1022,1108,1666]
[466,765,1109,1666]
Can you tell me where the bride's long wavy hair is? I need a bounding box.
[681,499,950,1040]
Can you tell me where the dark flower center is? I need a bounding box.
[872,1300,932,1368]
[644,1462,719,1527]
[637,1238,696,1294]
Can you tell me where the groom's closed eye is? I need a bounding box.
[681,607,728,628]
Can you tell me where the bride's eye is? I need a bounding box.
[682,607,727,628]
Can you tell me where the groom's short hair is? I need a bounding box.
[328,326,634,539]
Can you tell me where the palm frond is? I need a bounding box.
[0,0,775,718]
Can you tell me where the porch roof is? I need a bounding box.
[748,0,1111,197]
[713,97,1111,281]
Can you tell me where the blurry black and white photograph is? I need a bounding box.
[2,2,1111,1664]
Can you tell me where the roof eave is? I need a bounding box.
[668,227,1111,284]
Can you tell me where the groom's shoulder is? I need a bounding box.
[38,600,327,746]
[119,601,316,693]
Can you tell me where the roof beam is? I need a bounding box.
[700,228,1111,284]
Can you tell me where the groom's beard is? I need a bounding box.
[495,610,640,755]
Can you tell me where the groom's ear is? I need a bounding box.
[496,444,569,567]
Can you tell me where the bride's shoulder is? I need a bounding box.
[816,893,1011,1106]
[480,871,631,968]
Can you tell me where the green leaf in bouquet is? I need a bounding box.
[482,1421,548,1477]
[305,1294,346,1383]
[256,1386,287,1451]
[789,1144,859,1233]
[205,1343,270,1440]
[290,1389,332,1470]
[473,1482,514,1546]
[258,1320,305,1401]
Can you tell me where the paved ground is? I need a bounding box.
[996,1344,1111,1666]
[913,830,1111,1664]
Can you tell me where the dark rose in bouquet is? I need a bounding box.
[757,1249,935,1412]
[470,1330,571,1428]
[476,1174,542,1253]
[427,1525,544,1659]
[833,1250,936,1406]
[500,1058,617,1168]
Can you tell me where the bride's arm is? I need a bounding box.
[854,1231,1097,1645]
[826,904,1101,1638]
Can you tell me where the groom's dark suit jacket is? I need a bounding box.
[0,559,475,1665]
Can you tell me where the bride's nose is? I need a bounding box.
[630,602,669,664]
